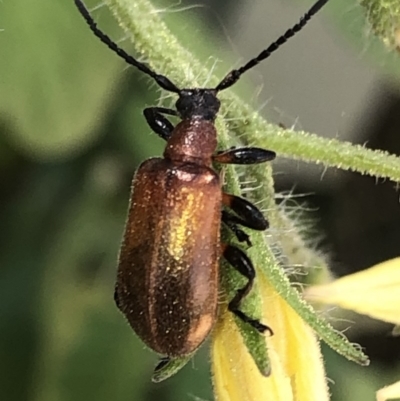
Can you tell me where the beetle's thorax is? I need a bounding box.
[163,89,220,165]
[164,118,217,166]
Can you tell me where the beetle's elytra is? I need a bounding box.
[75,0,329,373]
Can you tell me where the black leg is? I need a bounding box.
[213,147,275,165]
[143,107,178,141]
[114,287,121,308]
[222,193,269,231]
[223,244,272,335]
[154,357,170,372]
[222,210,252,246]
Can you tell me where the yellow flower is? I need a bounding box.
[304,257,400,401]
[377,380,400,401]
[212,273,329,401]
[304,257,400,325]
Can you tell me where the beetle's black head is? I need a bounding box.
[176,89,220,121]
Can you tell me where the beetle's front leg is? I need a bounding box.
[143,107,178,141]
[213,147,276,165]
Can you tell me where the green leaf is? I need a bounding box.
[31,169,151,401]
[0,0,121,160]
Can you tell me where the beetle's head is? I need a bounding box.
[176,89,220,121]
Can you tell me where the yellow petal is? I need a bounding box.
[212,274,329,401]
[259,275,329,401]
[305,257,400,325]
[376,380,400,401]
[392,325,400,336]
[212,308,293,401]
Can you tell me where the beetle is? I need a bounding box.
[74,0,329,373]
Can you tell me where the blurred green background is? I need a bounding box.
[1,0,400,400]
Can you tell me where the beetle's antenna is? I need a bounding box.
[215,0,329,92]
[74,0,180,93]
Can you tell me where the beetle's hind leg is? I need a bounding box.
[223,244,273,335]
[143,107,178,141]
[113,284,122,309]
[154,356,170,372]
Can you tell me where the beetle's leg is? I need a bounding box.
[213,147,275,165]
[222,192,269,231]
[222,210,252,246]
[114,286,121,309]
[154,356,170,372]
[143,107,178,141]
[223,244,273,335]
[217,145,272,232]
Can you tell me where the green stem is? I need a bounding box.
[107,0,400,182]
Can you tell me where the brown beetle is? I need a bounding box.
[75,0,329,373]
